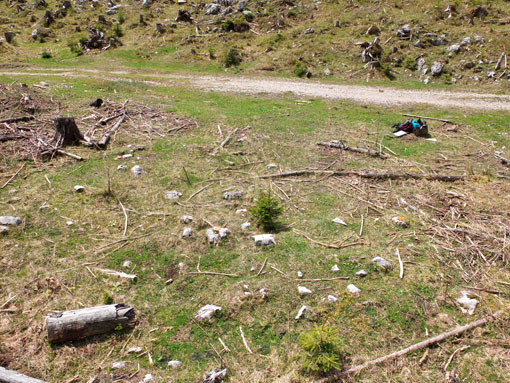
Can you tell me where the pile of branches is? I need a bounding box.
[0,84,196,161]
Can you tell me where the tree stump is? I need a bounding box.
[0,367,47,383]
[4,32,13,44]
[46,304,136,343]
[156,23,165,33]
[53,117,84,146]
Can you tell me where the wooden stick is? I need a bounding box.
[257,256,268,277]
[260,169,465,182]
[218,337,231,352]
[0,116,35,124]
[401,114,453,124]
[220,127,239,149]
[188,271,239,277]
[0,367,47,383]
[359,214,364,236]
[294,229,365,250]
[296,277,349,282]
[443,345,470,372]
[96,268,137,281]
[239,326,253,354]
[0,294,17,309]
[97,114,126,148]
[317,141,387,159]
[1,163,25,189]
[56,149,83,161]
[187,182,213,201]
[118,199,128,237]
[396,248,404,279]
[312,310,505,383]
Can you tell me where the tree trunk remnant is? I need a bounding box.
[46,304,136,343]
[53,117,84,147]
[0,367,47,383]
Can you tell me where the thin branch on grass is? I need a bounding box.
[312,310,505,383]
[396,248,404,279]
[239,326,253,354]
[1,163,25,189]
[218,337,231,352]
[188,271,239,277]
[401,114,453,124]
[443,345,470,372]
[257,256,268,277]
[317,141,387,159]
[118,199,128,237]
[296,277,350,282]
[187,182,214,201]
[294,229,365,250]
[220,127,239,149]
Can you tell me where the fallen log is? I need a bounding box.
[259,169,465,182]
[47,304,136,343]
[312,310,506,383]
[0,116,35,124]
[96,113,126,149]
[317,141,387,159]
[0,367,47,383]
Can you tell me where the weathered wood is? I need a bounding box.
[260,169,465,182]
[96,114,126,149]
[0,116,35,124]
[312,310,505,383]
[400,113,453,124]
[317,141,387,159]
[0,367,47,383]
[47,304,136,343]
[53,117,84,146]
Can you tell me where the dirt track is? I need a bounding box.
[3,68,510,111]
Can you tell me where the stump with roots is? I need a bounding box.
[53,117,84,147]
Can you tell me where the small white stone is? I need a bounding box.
[127,346,143,353]
[222,191,243,200]
[117,165,127,170]
[457,291,479,315]
[372,256,392,270]
[122,260,132,268]
[0,225,8,234]
[0,216,22,226]
[266,163,278,170]
[355,269,367,277]
[295,305,308,320]
[141,374,153,383]
[165,190,182,200]
[259,288,268,298]
[297,271,303,278]
[182,227,193,238]
[168,360,183,369]
[250,266,256,272]
[131,165,143,177]
[236,209,248,214]
[181,215,193,224]
[73,185,85,193]
[122,154,133,159]
[112,361,127,369]
[331,264,340,272]
[327,295,338,303]
[252,234,276,246]
[66,220,74,226]
[241,222,251,230]
[332,217,347,226]
[298,285,312,296]
[346,284,361,296]
[195,304,222,321]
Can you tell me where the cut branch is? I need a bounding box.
[312,310,505,383]
[294,229,365,249]
[0,367,47,383]
[317,141,387,159]
[96,114,126,149]
[260,169,465,182]
[400,114,453,124]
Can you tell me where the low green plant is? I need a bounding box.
[118,10,125,24]
[299,324,346,375]
[402,55,416,71]
[379,64,395,80]
[67,40,83,56]
[222,18,235,32]
[113,24,123,38]
[249,189,283,232]
[41,51,52,59]
[294,62,307,77]
[224,47,242,67]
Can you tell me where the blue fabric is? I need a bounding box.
[411,120,420,130]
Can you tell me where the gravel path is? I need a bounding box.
[3,68,510,111]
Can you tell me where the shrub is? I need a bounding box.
[222,18,235,32]
[118,10,125,24]
[402,55,416,71]
[299,324,346,375]
[224,47,242,67]
[379,64,395,80]
[67,40,83,55]
[113,24,123,38]
[294,62,307,77]
[249,189,283,232]
[41,51,52,59]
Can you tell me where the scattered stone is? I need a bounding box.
[259,288,268,299]
[474,35,484,43]
[66,220,74,226]
[346,284,361,296]
[460,37,471,46]
[295,305,308,320]
[252,234,276,246]
[206,227,230,244]
[203,369,227,383]
[165,190,182,200]
[204,3,221,15]
[223,191,243,200]
[448,44,460,54]
[73,185,85,193]
[127,346,143,353]
[122,260,132,268]
[141,0,150,8]
[327,295,338,303]
[457,291,479,315]
[297,271,303,278]
[431,62,443,76]
[195,304,222,321]
[324,68,331,76]
[0,225,8,234]
[241,222,251,230]
[0,216,22,226]
[331,264,339,272]
[238,1,247,11]
[417,57,426,72]
[465,62,475,69]
[298,285,312,296]
[355,269,367,277]
[112,361,127,369]
[117,165,127,171]
[168,360,183,369]
[303,27,314,35]
[236,208,247,214]
[266,163,278,170]
[396,24,411,39]
[391,216,408,227]
[122,154,133,159]
[131,165,143,177]
[182,227,193,238]
[372,256,392,270]
[141,374,153,383]
[332,217,347,226]
[423,76,431,84]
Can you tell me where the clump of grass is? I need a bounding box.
[379,64,395,80]
[67,40,83,56]
[113,24,124,38]
[41,51,52,59]
[249,189,283,232]
[299,324,346,375]
[294,62,307,77]
[118,10,125,24]
[222,18,235,32]
[224,47,242,67]
[402,55,416,71]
